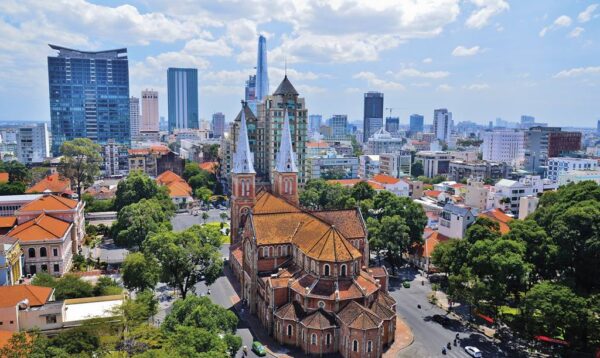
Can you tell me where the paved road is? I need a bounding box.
[389,267,510,358]
[171,209,229,231]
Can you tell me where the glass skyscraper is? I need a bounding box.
[48,44,130,155]
[409,114,424,134]
[256,35,269,101]
[363,91,384,141]
[167,68,199,133]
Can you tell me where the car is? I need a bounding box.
[252,341,267,356]
[465,346,482,357]
[402,281,411,288]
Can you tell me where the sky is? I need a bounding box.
[0,0,599,127]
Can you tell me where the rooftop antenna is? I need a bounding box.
[284,55,288,77]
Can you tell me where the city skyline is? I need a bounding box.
[1,1,599,127]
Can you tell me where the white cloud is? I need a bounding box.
[393,68,450,79]
[353,72,405,91]
[411,82,431,88]
[422,58,433,64]
[452,45,481,56]
[578,4,599,23]
[465,0,510,29]
[539,15,573,37]
[183,38,233,57]
[553,66,600,78]
[436,84,453,92]
[569,27,585,38]
[464,83,490,90]
[345,87,361,94]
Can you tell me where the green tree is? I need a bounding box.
[188,170,217,192]
[219,212,228,223]
[94,276,123,296]
[202,144,220,162]
[351,181,375,201]
[376,215,412,273]
[0,160,31,184]
[201,212,209,224]
[50,325,101,355]
[0,331,49,358]
[194,187,213,207]
[371,191,427,244]
[58,138,102,199]
[465,217,501,244]
[54,274,95,300]
[520,282,588,348]
[0,182,26,195]
[183,162,202,181]
[112,199,172,249]
[122,252,160,292]
[31,272,57,288]
[411,162,424,178]
[115,170,161,211]
[144,225,223,298]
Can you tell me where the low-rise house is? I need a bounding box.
[26,173,72,197]
[0,236,23,285]
[0,194,43,217]
[156,170,193,208]
[410,230,450,272]
[479,208,513,234]
[493,175,557,215]
[0,285,123,333]
[128,145,185,177]
[464,180,493,211]
[438,203,475,239]
[7,214,73,276]
[371,174,410,197]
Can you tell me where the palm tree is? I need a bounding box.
[219,212,229,223]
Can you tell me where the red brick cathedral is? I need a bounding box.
[229,97,396,357]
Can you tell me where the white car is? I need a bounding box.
[465,346,482,357]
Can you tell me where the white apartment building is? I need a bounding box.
[414,151,452,178]
[16,123,50,164]
[493,175,557,215]
[358,155,380,179]
[141,90,159,133]
[366,128,405,155]
[379,152,412,178]
[481,130,524,165]
[546,157,598,181]
[439,203,475,239]
[518,195,539,219]
[129,96,140,138]
[433,108,453,143]
[558,170,600,186]
[464,180,493,211]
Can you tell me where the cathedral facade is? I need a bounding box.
[229,77,396,358]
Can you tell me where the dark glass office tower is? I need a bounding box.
[363,91,384,141]
[48,44,130,155]
[167,68,199,133]
[409,114,424,134]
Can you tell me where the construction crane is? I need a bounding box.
[385,107,394,118]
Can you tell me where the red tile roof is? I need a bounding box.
[155,170,192,198]
[18,195,78,212]
[128,145,170,155]
[372,174,400,184]
[312,209,367,239]
[424,190,442,198]
[306,141,330,149]
[0,173,8,183]
[199,161,218,174]
[26,173,71,194]
[0,285,53,308]
[8,213,71,242]
[327,179,385,190]
[480,209,513,234]
[274,301,305,321]
[337,301,382,330]
[301,310,336,329]
[0,216,16,228]
[415,231,450,258]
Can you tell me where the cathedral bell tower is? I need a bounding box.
[272,107,299,205]
[231,104,256,245]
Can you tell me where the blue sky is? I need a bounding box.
[0,0,599,127]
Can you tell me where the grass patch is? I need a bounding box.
[499,306,520,316]
[204,222,230,244]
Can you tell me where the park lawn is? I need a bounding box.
[204,222,230,244]
[498,306,520,316]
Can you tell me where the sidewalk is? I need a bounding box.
[383,317,414,358]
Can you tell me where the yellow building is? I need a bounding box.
[1,237,23,285]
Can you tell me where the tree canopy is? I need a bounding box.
[112,198,172,249]
[58,138,102,199]
[122,252,160,292]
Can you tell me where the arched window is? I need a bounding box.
[278,246,283,256]
[282,245,287,256]
[287,324,292,336]
[367,340,372,352]
[353,340,359,352]
[340,264,347,277]
[311,333,317,345]
[40,247,47,257]
[28,248,35,258]
[263,247,269,257]
[324,264,330,276]
[269,246,273,257]
[326,333,331,345]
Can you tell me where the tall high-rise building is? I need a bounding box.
[328,115,348,138]
[309,115,322,134]
[363,92,384,141]
[385,117,399,133]
[521,115,535,126]
[16,123,50,164]
[212,112,225,138]
[130,96,140,138]
[597,119,600,135]
[433,108,452,143]
[481,129,524,164]
[524,127,582,174]
[141,89,159,133]
[245,75,256,102]
[409,114,424,134]
[230,76,308,185]
[48,44,130,155]
[255,35,269,101]
[167,68,199,133]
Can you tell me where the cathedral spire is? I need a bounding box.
[275,107,298,173]
[233,103,255,174]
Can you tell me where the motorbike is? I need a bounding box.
[442,347,447,355]
[447,342,452,350]
[417,304,421,309]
